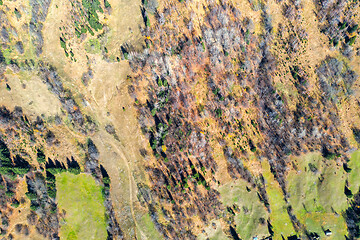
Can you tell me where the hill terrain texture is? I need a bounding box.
[0,0,360,239]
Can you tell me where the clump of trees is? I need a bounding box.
[0,141,30,178]
[29,0,52,56]
[344,189,360,239]
[127,0,358,237]
[25,172,59,239]
[39,63,97,134]
[67,157,81,175]
[36,148,46,164]
[58,0,112,60]
[317,57,358,102]
[314,0,359,57]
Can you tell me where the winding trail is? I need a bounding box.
[64,88,148,239]
[98,134,148,240]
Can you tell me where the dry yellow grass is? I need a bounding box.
[0,71,62,120]
[6,178,45,240]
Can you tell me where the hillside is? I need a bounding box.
[0,0,360,239]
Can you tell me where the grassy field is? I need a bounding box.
[137,213,163,240]
[85,39,101,54]
[219,178,269,240]
[262,161,296,239]
[56,172,107,240]
[197,220,229,240]
[348,150,360,193]
[287,153,348,239]
[215,153,351,239]
[1,70,62,120]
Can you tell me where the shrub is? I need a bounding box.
[5,191,14,197]
[348,24,358,34]
[103,176,111,185]
[11,201,19,208]
[101,186,107,199]
[340,22,347,30]
[37,149,46,164]
[104,0,111,8]
[60,37,66,49]
[344,163,352,173]
[47,187,56,199]
[25,192,37,201]
[308,163,318,173]
[30,203,39,211]
[14,8,21,19]
[0,167,11,175]
[215,109,222,118]
[68,166,81,175]
[345,185,353,198]
[348,36,356,46]
[47,168,65,175]
[12,167,29,176]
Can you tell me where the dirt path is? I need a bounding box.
[63,69,149,237]
[99,135,148,240]
[63,96,148,239]
[39,0,148,236]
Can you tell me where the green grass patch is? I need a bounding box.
[262,160,295,238]
[2,47,13,65]
[303,213,347,239]
[85,38,101,54]
[287,152,348,237]
[138,213,163,239]
[219,179,269,239]
[197,220,229,240]
[56,172,107,240]
[348,150,360,193]
[287,153,347,212]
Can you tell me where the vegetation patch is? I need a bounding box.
[197,220,229,240]
[262,161,295,238]
[138,213,163,239]
[85,38,101,54]
[348,150,360,192]
[56,172,107,240]
[57,0,111,59]
[287,153,348,237]
[219,180,269,239]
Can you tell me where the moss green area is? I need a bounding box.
[137,213,163,239]
[56,172,107,240]
[82,0,103,31]
[262,160,295,238]
[287,153,348,238]
[219,179,269,239]
[85,38,101,54]
[303,213,347,239]
[197,220,229,240]
[2,47,13,65]
[348,150,360,193]
[0,39,38,68]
